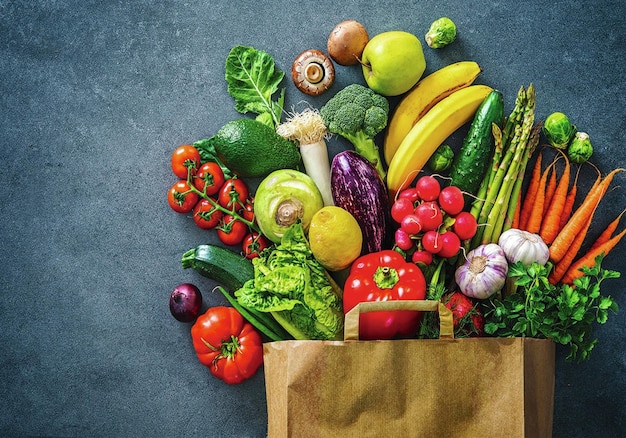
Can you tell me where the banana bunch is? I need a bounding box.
[384,61,492,197]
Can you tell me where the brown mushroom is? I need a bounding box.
[291,49,335,96]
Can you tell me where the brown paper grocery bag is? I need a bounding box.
[264,300,555,438]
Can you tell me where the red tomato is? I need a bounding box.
[217,215,248,246]
[193,162,225,196]
[241,197,255,223]
[171,144,201,179]
[190,306,263,384]
[167,180,199,213]
[242,232,271,259]
[193,199,224,230]
[218,178,250,212]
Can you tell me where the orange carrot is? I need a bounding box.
[526,161,554,234]
[542,161,558,217]
[540,153,570,244]
[558,165,580,230]
[549,168,625,263]
[589,207,626,251]
[519,151,543,230]
[561,227,626,285]
[548,215,592,284]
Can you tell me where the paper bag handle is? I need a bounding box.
[344,299,454,341]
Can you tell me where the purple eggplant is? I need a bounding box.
[331,150,391,254]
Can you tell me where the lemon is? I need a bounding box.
[308,206,363,271]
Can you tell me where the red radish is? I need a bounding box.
[412,250,433,265]
[437,231,461,258]
[453,212,478,241]
[415,201,443,231]
[438,185,465,216]
[415,175,441,201]
[401,213,422,235]
[394,228,414,251]
[391,197,415,223]
[442,291,484,337]
[421,230,442,254]
[398,187,420,203]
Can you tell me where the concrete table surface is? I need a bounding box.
[1,1,625,437]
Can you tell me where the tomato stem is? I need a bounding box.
[184,175,261,233]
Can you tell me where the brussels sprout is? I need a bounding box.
[428,144,454,171]
[567,132,593,163]
[425,17,457,49]
[542,111,576,149]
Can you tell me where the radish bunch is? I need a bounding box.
[391,175,478,264]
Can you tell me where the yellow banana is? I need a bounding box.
[384,61,482,165]
[386,84,493,198]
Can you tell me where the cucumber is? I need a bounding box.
[449,90,504,194]
[181,244,254,291]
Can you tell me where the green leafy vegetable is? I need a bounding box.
[234,222,344,341]
[224,45,285,128]
[485,255,620,361]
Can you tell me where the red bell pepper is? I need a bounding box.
[343,250,427,340]
[191,306,263,384]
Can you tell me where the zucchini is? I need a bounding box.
[181,244,254,291]
[449,90,504,194]
[182,244,291,341]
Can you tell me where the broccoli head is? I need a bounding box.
[320,84,389,179]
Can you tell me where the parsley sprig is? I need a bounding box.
[485,254,620,362]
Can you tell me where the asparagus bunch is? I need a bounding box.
[470,84,542,247]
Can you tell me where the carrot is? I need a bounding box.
[542,160,558,217]
[525,160,555,234]
[558,165,580,230]
[548,215,592,284]
[589,207,626,251]
[561,227,626,285]
[518,150,543,230]
[540,152,570,244]
[549,168,625,263]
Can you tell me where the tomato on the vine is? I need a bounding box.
[193,161,225,196]
[171,144,201,179]
[218,178,249,213]
[217,215,248,246]
[242,232,271,259]
[168,180,199,213]
[193,198,224,230]
[241,197,255,223]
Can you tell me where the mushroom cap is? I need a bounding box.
[291,49,335,96]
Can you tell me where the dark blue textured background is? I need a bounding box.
[1,1,625,436]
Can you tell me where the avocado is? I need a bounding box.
[212,118,302,177]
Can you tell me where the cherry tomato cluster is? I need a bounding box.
[167,144,270,258]
[391,175,478,265]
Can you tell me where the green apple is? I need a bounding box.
[360,31,426,96]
